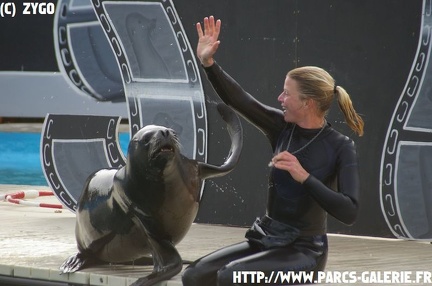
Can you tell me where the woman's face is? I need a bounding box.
[277,76,308,123]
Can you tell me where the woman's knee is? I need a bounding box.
[184,242,256,286]
[182,261,217,286]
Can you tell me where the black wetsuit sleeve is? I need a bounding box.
[204,63,285,147]
[303,140,360,225]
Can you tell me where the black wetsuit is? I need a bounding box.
[182,63,360,285]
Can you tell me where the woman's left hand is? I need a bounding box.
[196,16,221,67]
[271,151,310,183]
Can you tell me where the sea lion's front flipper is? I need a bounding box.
[127,209,182,285]
[199,103,243,179]
[60,253,91,273]
[130,238,182,286]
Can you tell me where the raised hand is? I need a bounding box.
[196,16,221,67]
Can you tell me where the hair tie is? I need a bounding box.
[333,84,338,95]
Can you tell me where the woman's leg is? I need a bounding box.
[217,236,328,285]
[182,241,261,286]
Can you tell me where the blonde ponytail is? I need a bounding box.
[335,85,364,136]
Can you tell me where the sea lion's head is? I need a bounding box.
[127,125,181,173]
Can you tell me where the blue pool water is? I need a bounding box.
[0,132,129,186]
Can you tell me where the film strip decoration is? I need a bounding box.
[380,0,432,240]
[41,114,125,212]
[53,0,124,101]
[90,0,207,187]
[43,0,208,211]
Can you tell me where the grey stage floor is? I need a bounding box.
[1,184,432,285]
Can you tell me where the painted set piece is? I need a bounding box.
[59,103,243,286]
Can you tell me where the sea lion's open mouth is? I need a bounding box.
[151,143,176,160]
[159,145,174,153]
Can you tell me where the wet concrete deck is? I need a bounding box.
[1,184,432,285]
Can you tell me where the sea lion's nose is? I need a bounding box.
[160,129,170,138]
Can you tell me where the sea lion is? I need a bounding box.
[59,103,243,286]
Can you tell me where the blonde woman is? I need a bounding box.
[183,16,364,285]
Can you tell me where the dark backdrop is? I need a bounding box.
[0,0,423,237]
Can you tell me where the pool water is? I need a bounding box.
[0,132,129,186]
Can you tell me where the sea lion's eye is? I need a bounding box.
[138,133,153,146]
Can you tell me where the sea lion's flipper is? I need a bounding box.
[127,210,182,285]
[130,239,182,286]
[59,253,91,273]
[199,103,243,179]
[60,231,115,273]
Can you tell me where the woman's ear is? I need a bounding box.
[303,98,312,108]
